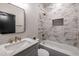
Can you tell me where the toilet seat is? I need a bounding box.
[38,48,49,56]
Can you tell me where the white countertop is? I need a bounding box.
[0,38,39,56]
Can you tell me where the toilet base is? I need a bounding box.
[38,48,49,56]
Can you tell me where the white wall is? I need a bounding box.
[25,3,40,38]
[0,3,40,44]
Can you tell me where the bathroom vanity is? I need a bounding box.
[0,38,39,56]
[15,43,39,56]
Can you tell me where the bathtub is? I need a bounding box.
[40,40,79,56]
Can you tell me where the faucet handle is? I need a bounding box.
[33,37,36,40]
[15,36,21,41]
[18,37,21,41]
[8,38,13,43]
[15,36,19,42]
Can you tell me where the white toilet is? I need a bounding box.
[38,48,49,56]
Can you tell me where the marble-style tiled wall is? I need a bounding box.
[38,3,79,48]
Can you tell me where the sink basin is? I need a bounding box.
[5,40,32,51]
[0,38,39,56]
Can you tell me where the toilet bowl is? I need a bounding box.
[38,48,49,56]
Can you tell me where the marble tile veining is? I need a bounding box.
[38,3,79,48]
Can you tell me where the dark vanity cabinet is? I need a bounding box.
[14,43,39,56]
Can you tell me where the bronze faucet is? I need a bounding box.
[8,36,21,43]
[15,36,21,42]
